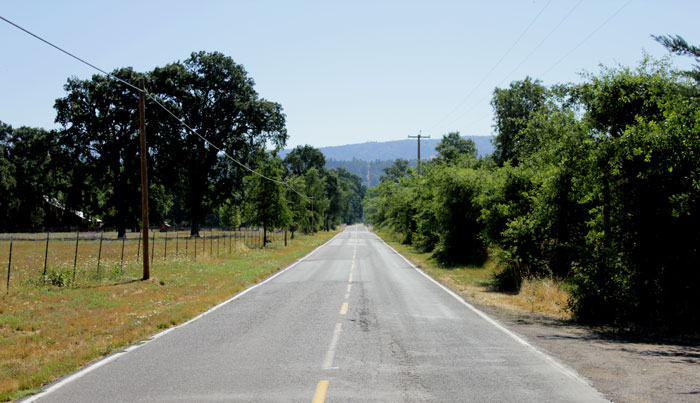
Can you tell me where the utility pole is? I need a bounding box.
[139,77,150,280]
[408,130,430,175]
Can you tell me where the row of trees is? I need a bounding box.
[365,37,700,332]
[1,51,365,238]
[244,145,365,244]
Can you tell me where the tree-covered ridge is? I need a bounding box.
[282,136,495,161]
[365,53,700,332]
[1,51,366,235]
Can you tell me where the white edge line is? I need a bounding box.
[22,231,344,402]
[371,232,604,393]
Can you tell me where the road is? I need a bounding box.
[27,225,607,402]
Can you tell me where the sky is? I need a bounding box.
[1,1,699,148]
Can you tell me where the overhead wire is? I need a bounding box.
[539,0,633,78]
[426,0,553,134]
[437,0,583,131]
[0,14,312,200]
[440,0,633,133]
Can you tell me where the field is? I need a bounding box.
[1,228,274,291]
[0,229,337,402]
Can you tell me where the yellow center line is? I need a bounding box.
[340,302,348,315]
[312,380,329,403]
[348,275,353,283]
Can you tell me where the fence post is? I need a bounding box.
[217,231,220,256]
[137,231,141,260]
[185,236,188,259]
[120,235,126,275]
[202,230,206,254]
[151,231,155,265]
[97,230,104,279]
[164,227,168,260]
[285,229,287,247]
[72,230,80,283]
[6,236,12,294]
[210,228,213,256]
[175,231,179,257]
[43,232,50,283]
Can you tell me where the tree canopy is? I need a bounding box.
[365,53,700,333]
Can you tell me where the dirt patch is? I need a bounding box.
[473,303,700,403]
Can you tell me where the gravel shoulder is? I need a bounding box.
[472,302,700,403]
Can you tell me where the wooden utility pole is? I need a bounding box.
[408,130,430,175]
[139,78,150,280]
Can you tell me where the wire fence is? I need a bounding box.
[2,227,287,293]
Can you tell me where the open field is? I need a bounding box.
[0,229,337,402]
[1,228,276,292]
[372,228,571,319]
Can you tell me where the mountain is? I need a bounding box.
[282,136,494,188]
[313,135,494,161]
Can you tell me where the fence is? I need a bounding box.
[2,227,287,293]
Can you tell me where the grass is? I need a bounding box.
[0,228,273,288]
[373,228,571,320]
[0,230,337,402]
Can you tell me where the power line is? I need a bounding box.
[437,0,584,132]
[0,14,312,200]
[540,0,633,79]
[427,0,553,133]
[0,15,142,94]
[444,0,633,133]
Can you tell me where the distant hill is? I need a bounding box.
[314,135,493,161]
[281,136,494,188]
[325,158,416,188]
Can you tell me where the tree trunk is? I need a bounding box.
[190,219,200,237]
[263,226,267,247]
[117,225,127,239]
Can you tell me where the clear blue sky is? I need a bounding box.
[2,1,698,148]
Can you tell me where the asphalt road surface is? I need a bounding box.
[26,225,608,402]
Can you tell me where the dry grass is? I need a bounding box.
[374,229,571,320]
[0,230,336,402]
[0,228,273,288]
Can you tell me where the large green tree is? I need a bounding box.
[491,77,547,166]
[151,51,287,236]
[434,131,477,163]
[0,123,64,229]
[54,68,172,237]
[284,145,326,176]
[242,153,291,246]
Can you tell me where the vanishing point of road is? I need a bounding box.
[26,225,607,402]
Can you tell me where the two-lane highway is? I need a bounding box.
[27,225,607,402]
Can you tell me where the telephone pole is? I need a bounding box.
[408,131,430,175]
[139,78,150,280]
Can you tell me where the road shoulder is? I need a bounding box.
[372,230,700,403]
